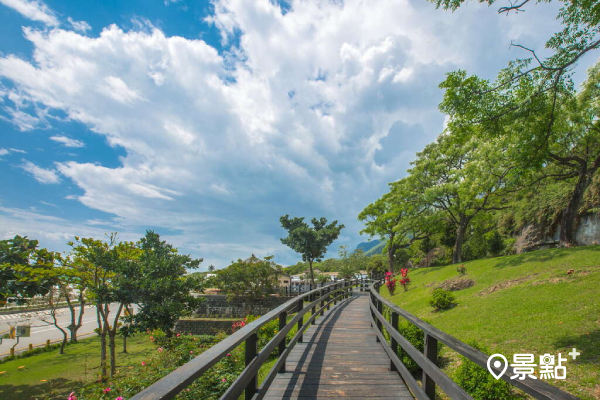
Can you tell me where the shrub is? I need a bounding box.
[395,320,424,374]
[429,289,456,311]
[79,332,243,400]
[454,341,512,399]
[456,264,467,276]
[385,272,397,295]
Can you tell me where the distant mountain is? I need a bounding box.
[355,239,386,255]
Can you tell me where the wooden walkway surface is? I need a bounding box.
[263,292,413,399]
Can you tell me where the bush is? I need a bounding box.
[79,331,244,400]
[456,264,467,276]
[454,341,512,399]
[395,320,424,374]
[429,289,456,311]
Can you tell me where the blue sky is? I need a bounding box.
[0,0,593,269]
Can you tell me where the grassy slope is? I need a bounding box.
[0,334,155,400]
[382,245,600,399]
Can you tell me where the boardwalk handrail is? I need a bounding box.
[369,280,579,400]
[132,278,372,400]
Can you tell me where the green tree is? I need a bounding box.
[359,178,436,272]
[68,235,121,379]
[433,0,600,139]
[441,60,600,247]
[216,256,279,299]
[126,231,202,337]
[280,215,344,287]
[409,132,515,263]
[0,235,56,305]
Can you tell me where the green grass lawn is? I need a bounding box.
[0,334,155,400]
[382,245,600,399]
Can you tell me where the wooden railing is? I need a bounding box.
[368,280,579,400]
[132,278,371,400]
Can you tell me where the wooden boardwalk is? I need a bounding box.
[263,292,413,399]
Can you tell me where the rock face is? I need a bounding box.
[515,213,600,253]
[575,213,600,246]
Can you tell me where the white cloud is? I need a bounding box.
[20,160,60,184]
[49,135,85,148]
[0,0,564,266]
[0,148,8,156]
[9,148,26,153]
[68,17,91,33]
[99,76,145,104]
[0,0,59,27]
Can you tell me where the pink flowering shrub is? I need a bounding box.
[399,268,411,291]
[231,318,247,332]
[385,272,397,295]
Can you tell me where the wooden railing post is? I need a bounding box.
[245,333,258,399]
[326,286,331,311]
[376,299,383,341]
[333,283,338,306]
[297,299,304,343]
[390,311,399,372]
[320,289,325,317]
[311,296,317,325]
[423,333,438,399]
[278,311,287,373]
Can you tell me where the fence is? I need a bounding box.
[368,280,578,400]
[132,278,371,400]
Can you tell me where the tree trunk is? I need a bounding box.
[109,333,117,377]
[559,172,591,247]
[50,309,68,354]
[387,233,395,273]
[123,335,128,354]
[453,220,468,264]
[308,259,315,288]
[97,304,108,380]
[65,295,77,343]
[108,303,124,376]
[74,294,85,342]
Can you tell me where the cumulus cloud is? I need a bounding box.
[0,0,58,26]
[49,135,85,148]
[0,148,8,156]
[20,160,60,184]
[0,0,563,266]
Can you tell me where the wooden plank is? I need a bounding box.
[263,292,413,399]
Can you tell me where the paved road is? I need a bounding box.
[0,303,128,357]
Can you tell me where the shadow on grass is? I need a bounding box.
[491,246,600,270]
[553,329,600,366]
[0,377,80,400]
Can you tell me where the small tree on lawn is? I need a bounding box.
[128,231,202,338]
[280,215,344,287]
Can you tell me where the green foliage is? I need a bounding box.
[359,178,439,271]
[429,288,456,311]
[216,256,280,299]
[80,332,243,400]
[280,215,344,284]
[123,231,202,337]
[395,320,425,374]
[454,341,512,399]
[366,254,387,276]
[0,235,58,305]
